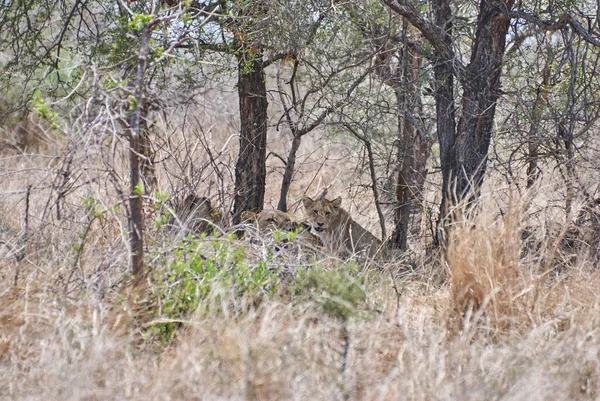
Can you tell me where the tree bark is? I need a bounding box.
[128,24,152,280]
[432,0,457,244]
[139,103,157,194]
[450,0,515,203]
[233,52,268,224]
[390,44,428,251]
[385,0,515,244]
[526,57,551,189]
[277,132,301,212]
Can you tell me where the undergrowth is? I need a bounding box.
[143,233,372,347]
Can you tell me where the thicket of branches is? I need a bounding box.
[3,2,600,399]
[2,0,600,275]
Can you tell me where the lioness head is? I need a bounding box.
[173,194,219,234]
[242,210,296,231]
[182,194,213,218]
[302,196,342,232]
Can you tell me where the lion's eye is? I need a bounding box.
[267,218,276,223]
[313,210,319,215]
[325,211,331,216]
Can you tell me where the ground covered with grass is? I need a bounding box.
[1,185,600,401]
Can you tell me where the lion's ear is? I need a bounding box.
[331,197,342,209]
[302,196,314,208]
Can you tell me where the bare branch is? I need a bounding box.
[342,122,387,240]
[380,0,466,78]
[508,11,600,47]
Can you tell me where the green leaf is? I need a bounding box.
[128,14,153,32]
[134,183,144,196]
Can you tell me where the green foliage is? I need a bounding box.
[31,90,59,129]
[82,196,105,219]
[154,191,170,206]
[272,227,300,243]
[147,237,280,344]
[180,12,193,25]
[293,265,368,321]
[128,14,153,32]
[153,191,171,230]
[128,95,138,113]
[237,51,260,75]
[154,213,170,230]
[153,47,164,59]
[133,183,144,196]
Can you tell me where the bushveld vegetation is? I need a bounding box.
[2,0,600,400]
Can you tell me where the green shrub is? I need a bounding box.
[147,235,280,344]
[293,264,369,321]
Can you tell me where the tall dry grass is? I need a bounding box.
[2,182,600,400]
[1,109,600,400]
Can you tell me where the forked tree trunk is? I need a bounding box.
[432,0,514,246]
[450,0,514,203]
[233,52,268,224]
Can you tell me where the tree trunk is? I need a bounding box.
[233,52,268,224]
[432,0,457,244]
[450,0,514,202]
[526,58,551,189]
[411,136,432,236]
[391,44,426,251]
[560,123,575,216]
[128,24,152,280]
[277,132,301,212]
[139,103,157,194]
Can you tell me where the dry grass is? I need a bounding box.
[1,113,600,401]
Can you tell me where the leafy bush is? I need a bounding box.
[293,264,369,321]
[147,235,280,344]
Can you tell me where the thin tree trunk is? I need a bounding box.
[562,30,577,218]
[233,52,268,224]
[344,123,387,240]
[411,137,432,237]
[391,39,427,251]
[526,60,550,189]
[128,24,152,280]
[432,0,457,244]
[275,66,371,213]
[139,103,157,194]
[561,123,575,216]
[365,139,387,240]
[277,132,302,212]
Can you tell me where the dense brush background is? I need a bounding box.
[2,81,600,400]
[2,1,600,400]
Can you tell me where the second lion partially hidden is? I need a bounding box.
[302,196,383,259]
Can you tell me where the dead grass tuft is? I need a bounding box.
[446,192,535,338]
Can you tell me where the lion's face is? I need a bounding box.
[242,210,296,231]
[302,196,342,232]
[173,194,220,234]
[182,195,213,218]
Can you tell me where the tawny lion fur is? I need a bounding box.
[242,210,322,247]
[302,196,382,258]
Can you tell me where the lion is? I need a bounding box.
[302,195,383,258]
[241,210,296,231]
[171,194,220,235]
[241,210,322,248]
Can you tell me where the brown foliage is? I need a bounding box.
[447,193,530,338]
